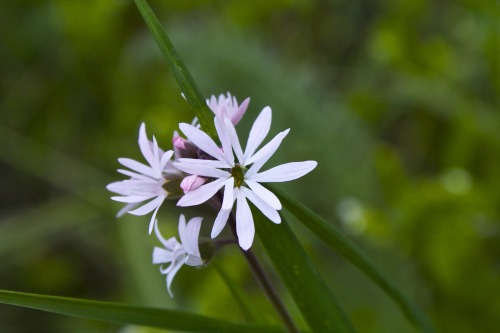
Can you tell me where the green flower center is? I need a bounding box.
[231,165,245,188]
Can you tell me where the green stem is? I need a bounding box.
[227,214,300,333]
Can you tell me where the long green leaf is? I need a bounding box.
[270,186,435,333]
[133,0,217,139]
[0,290,284,333]
[255,210,356,333]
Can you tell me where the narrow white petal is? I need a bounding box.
[138,123,155,167]
[148,205,161,234]
[166,259,185,297]
[183,217,202,257]
[111,195,156,203]
[244,129,290,177]
[160,150,174,169]
[251,161,318,183]
[211,208,232,238]
[151,136,161,175]
[245,180,282,210]
[152,247,172,264]
[116,169,152,181]
[185,255,203,267]
[116,202,139,218]
[241,187,281,224]
[154,217,170,248]
[176,178,226,207]
[215,116,234,165]
[244,106,272,160]
[178,158,229,169]
[174,162,230,178]
[221,178,235,210]
[128,196,164,216]
[179,123,226,162]
[236,192,255,251]
[118,158,157,179]
[223,118,244,163]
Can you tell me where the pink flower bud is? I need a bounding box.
[172,133,186,150]
[180,175,207,194]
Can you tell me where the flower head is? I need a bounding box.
[107,123,176,233]
[207,92,250,125]
[153,214,203,297]
[174,107,317,250]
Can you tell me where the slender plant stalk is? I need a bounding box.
[227,214,300,333]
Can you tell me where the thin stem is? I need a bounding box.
[228,214,300,333]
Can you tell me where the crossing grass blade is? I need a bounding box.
[133,0,217,139]
[0,290,285,333]
[255,210,356,333]
[270,185,435,333]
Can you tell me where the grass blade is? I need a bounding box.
[133,0,217,138]
[0,290,284,333]
[270,185,435,333]
[255,210,356,333]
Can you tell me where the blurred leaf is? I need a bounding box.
[271,185,435,333]
[0,289,285,333]
[255,210,356,333]
[133,0,217,139]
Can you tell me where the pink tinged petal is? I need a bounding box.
[244,129,290,176]
[166,259,185,297]
[174,162,230,179]
[214,116,234,165]
[180,175,207,194]
[231,97,249,125]
[241,187,281,224]
[251,161,318,183]
[176,177,227,207]
[183,217,203,257]
[211,209,232,239]
[244,106,272,160]
[223,118,244,163]
[118,158,157,179]
[172,135,186,150]
[221,177,235,210]
[179,123,226,162]
[128,195,164,216]
[138,123,155,168]
[236,191,255,251]
[244,180,282,210]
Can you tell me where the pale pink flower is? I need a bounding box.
[207,92,250,125]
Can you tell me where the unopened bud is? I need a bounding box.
[180,175,207,194]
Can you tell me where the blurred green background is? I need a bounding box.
[0,0,499,332]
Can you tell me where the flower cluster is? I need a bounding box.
[107,92,317,295]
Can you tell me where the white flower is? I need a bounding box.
[107,123,174,234]
[174,107,317,250]
[153,214,203,297]
[207,92,250,125]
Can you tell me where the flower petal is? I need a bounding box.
[118,158,157,179]
[182,217,203,257]
[221,177,235,210]
[231,97,249,125]
[215,116,234,165]
[166,259,185,297]
[251,161,318,183]
[177,158,229,169]
[174,161,230,178]
[236,191,255,251]
[211,208,232,239]
[244,106,271,160]
[138,123,155,167]
[116,202,139,218]
[176,178,227,207]
[244,129,290,176]
[223,117,244,163]
[244,180,282,210]
[241,187,281,224]
[179,123,226,162]
[111,194,156,203]
[128,196,164,216]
